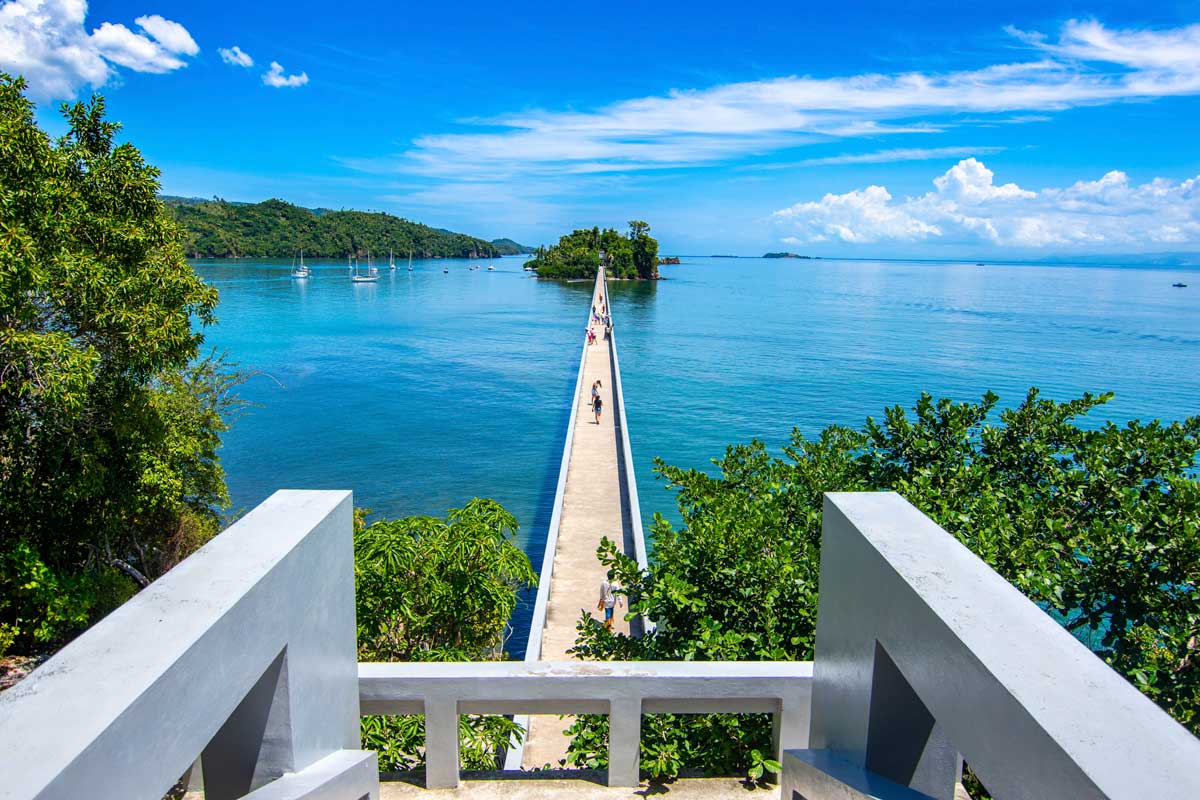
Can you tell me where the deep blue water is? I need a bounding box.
[196,255,1200,656]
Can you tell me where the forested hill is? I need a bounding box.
[164,197,529,259]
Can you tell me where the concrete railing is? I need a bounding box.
[0,490,378,800]
[600,268,651,578]
[360,660,812,789]
[788,492,1200,800]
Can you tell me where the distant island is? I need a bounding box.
[528,221,660,280]
[659,256,681,265]
[162,197,532,259]
[763,252,814,259]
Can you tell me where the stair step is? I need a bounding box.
[782,750,936,800]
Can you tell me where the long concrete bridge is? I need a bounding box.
[516,266,650,769]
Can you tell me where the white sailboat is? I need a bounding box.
[291,249,311,279]
[407,251,413,271]
[389,250,396,271]
[351,251,379,283]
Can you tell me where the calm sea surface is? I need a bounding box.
[196,256,1200,656]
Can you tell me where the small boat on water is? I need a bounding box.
[407,251,413,271]
[351,252,379,283]
[487,264,495,271]
[1173,282,1188,288]
[291,249,311,279]
[389,250,396,271]
[443,267,449,273]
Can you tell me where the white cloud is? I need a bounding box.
[218,44,253,68]
[1013,18,1200,72]
[349,19,1200,181]
[262,60,307,88]
[0,0,198,99]
[771,145,1007,168]
[772,158,1200,249]
[133,14,196,56]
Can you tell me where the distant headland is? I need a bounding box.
[161,196,534,259]
[763,252,816,259]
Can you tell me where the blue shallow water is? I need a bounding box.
[615,257,1200,532]
[196,256,1200,656]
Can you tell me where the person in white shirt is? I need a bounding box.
[598,570,623,631]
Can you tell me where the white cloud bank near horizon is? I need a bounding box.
[0,0,198,99]
[772,158,1200,249]
[373,18,1200,181]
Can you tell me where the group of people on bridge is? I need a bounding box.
[587,302,612,345]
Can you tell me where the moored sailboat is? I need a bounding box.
[351,251,379,283]
[291,249,311,279]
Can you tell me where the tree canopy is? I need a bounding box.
[567,388,1200,782]
[0,75,237,656]
[530,221,659,280]
[166,197,523,259]
[354,499,537,772]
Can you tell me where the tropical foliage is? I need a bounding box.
[529,221,659,280]
[166,197,521,259]
[567,388,1200,779]
[0,75,238,656]
[354,499,538,771]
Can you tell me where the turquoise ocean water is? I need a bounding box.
[196,255,1200,656]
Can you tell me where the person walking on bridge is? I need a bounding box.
[598,570,623,631]
[592,393,603,425]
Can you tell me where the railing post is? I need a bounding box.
[424,696,460,789]
[772,695,810,767]
[608,696,641,787]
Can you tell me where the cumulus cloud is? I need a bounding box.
[262,60,307,88]
[0,0,198,99]
[772,158,1200,249]
[132,14,197,56]
[353,19,1200,180]
[218,44,253,68]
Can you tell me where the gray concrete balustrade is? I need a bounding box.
[0,490,378,800]
[360,660,813,789]
[794,491,1200,800]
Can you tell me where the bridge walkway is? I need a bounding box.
[521,269,639,769]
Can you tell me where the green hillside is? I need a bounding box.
[166,198,523,259]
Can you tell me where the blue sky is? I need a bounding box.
[3,0,1199,255]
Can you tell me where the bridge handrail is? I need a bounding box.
[360,660,812,788]
[0,490,376,800]
[600,269,651,579]
[801,492,1200,800]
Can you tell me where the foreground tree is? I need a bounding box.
[354,499,538,771]
[0,75,233,656]
[567,389,1200,779]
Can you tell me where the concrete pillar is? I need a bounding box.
[424,696,460,789]
[608,696,641,787]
